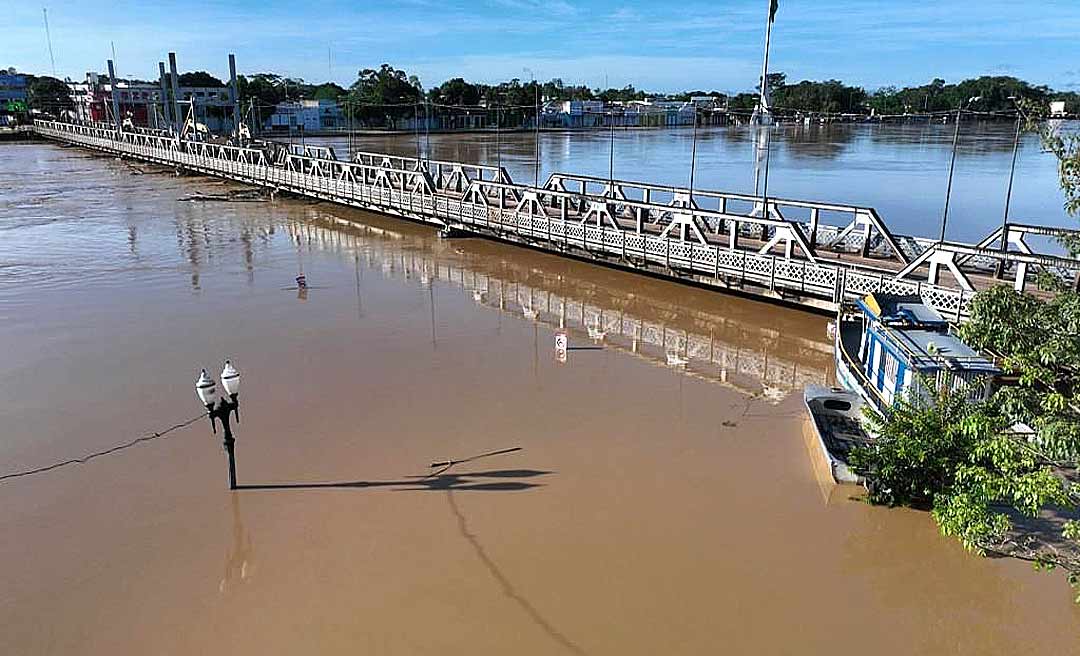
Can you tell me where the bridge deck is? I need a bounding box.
[32,119,1080,319]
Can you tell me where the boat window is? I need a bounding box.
[823,399,852,411]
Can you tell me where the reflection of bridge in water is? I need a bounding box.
[287,215,834,401]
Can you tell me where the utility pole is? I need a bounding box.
[689,107,699,202]
[997,99,1024,277]
[158,61,172,128]
[608,108,615,197]
[414,103,421,160]
[228,54,241,137]
[940,97,979,243]
[755,0,779,124]
[168,52,182,134]
[534,78,540,187]
[106,59,122,133]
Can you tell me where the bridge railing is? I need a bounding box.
[37,118,1032,318]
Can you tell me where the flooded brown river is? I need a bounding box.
[2,142,1078,654]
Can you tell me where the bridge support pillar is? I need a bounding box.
[168,53,182,133]
[106,60,122,133]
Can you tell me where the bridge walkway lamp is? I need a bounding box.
[196,360,242,490]
[996,96,1023,278]
[939,95,981,243]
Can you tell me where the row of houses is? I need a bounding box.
[50,74,727,134]
[66,72,237,132]
[261,96,725,133]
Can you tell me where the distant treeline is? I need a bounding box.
[229,65,1079,120]
[736,72,1080,116]
[12,61,1080,121]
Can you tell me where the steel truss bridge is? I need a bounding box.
[34,119,1080,319]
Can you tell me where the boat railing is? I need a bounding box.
[837,318,889,414]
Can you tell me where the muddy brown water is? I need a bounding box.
[1,143,1078,654]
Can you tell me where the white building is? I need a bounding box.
[559,100,604,116]
[266,99,343,132]
[68,72,236,131]
[1050,101,1067,118]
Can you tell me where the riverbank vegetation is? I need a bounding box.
[850,114,1080,600]
[11,61,1078,123]
[227,65,1080,118]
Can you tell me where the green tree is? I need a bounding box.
[429,77,481,106]
[26,75,72,114]
[237,73,312,114]
[177,71,225,87]
[345,64,422,126]
[774,78,866,113]
[312,82,346,101]
[869,76,1049,115]
[850,358,1078,598]
[1020,98,1080,223]
[852,98,1080,600]
[596,85,646,102]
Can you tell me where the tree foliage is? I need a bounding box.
[1019,98,1080,226]
[26,75,72,113]
[344,64,423,125]
[775,78,867,114]
[177,71,225,88]
[596,85,646,102]
[852,104,1080,598]
[429,77,481,106]
[224,66,1080,120]
[868,76,1048,114]
[312,82,346,101]
[961,287,1080,465]
[238,73,314,109]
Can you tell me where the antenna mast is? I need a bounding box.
[43,8,57,77]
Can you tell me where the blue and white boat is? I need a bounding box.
[805,293,999,484]
[834,293,999,414]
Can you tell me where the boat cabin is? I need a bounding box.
[836,293,999,412]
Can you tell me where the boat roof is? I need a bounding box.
[889,328,1000,373]
[856,293,947,327]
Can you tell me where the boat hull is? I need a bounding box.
[802,385,867,485]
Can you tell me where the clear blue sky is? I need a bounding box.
[6,0,1080,93]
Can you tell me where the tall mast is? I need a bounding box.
[756,0,778,123]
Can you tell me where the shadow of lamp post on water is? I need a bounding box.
[195,360,242,490]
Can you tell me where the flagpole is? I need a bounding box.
[757,0,776,122]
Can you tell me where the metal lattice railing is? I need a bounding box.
[33,119,980,318]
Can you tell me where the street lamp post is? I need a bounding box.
[996,96,1024,278]
[524,67,540,187]
[608,108,616,197]
[196,360,242,490]
[939,95,981,243]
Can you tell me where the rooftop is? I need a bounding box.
[857,293,947,327]
[855,293,998,374]
[891,328,1000,373]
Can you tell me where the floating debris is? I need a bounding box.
[178,189,267,203]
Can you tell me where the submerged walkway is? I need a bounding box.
[34,119,1080,319]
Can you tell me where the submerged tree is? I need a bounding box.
[853,97,1080,600]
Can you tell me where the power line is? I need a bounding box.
[0,413,206,484]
